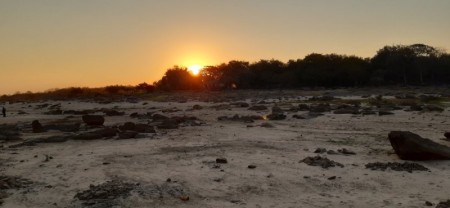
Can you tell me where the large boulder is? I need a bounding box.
[82,115,105,126]
[388,131,450,160]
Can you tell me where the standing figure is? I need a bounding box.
[2,107,5,117]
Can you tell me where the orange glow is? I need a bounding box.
[188,64,203,76]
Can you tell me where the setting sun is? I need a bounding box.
[188,64,203,76]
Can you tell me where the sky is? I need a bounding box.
[1,0,449,95]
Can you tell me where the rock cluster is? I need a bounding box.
[365,162,429,172]
[300,156,344,168]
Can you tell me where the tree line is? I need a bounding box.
[154,44,450,91]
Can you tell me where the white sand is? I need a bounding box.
[1,90,450,207]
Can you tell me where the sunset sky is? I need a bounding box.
[1,0,449,95]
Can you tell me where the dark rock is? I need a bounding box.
[309,95,336,101]
[327,150,337,154]
[218,114,261,123]
[73,128,117,140]
[388,131,450,160]
[327,176,336,180]
[309,103,331,113]
[119,122,136,131]
[192,105,203,110]
[248,165,256,169]
[260,122,274,128]
[445,132,450,139]
[74,180,136,207]
[365,162,429,172]
[134,124,156,133]
[32,120,46,133]
[248,105,268,111]
[314,148,327,154]
[157,119,179,129]
[422,105,444,112]
[333,108,360,114]
[82,115,105,126]
[338,148,356,155]
[46,123,80,132]
[425,201,433,206]
[118,131,139,139]
[361,109,377,115]
[102,109,125,116]
[378,111,394,116]
[436,200,450,208]
[152,114,169,121]
[293,112,323,119]
[297,104,310,111]
[216,158,228,164]
[267,113,286,120]
[0,124,21,141]
[44,109,63,115]
[231,102,249,108]
[271,106,283,114]
[300,156,344,168]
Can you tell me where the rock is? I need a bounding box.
[134,124,156,133]
[32,120,46,133]
[260,122,274,128]
[314,148,327,153]
[192,104,203,110]
[327,150,337,154]
[327,176,336,180]
[46,123,80,132]
[266,113,286,120]
[157,119,179,129]
[248,105,268,111]
[82,115,105,126]
[436,200,450,208]
[333,108,360,114]
[365,162,429,172]
[445,132,450,139]
[388,131,450,160]
[425,201,433,206]
[216,158,228,164]
[102,109,125,116]
[119,122,136,131]
[297,104,310,111]
[293,112,323,119]
[231,102,249,108]
[300,156,344,168]
[152,114,169,121]
[338,148,356,155]
[378,111,394,116]
[271,106,284,114]
[72,128,117,140]
[218,114,261,123]
[248,165,256,169]
[422,104,444,112]
[309,95,336,101]
[309,103,331,113]
[0,124,21,141]
[118,131,139,139]
[37,136,69,143]
[180,196,190,201]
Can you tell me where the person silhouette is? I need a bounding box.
[2,107,5,117]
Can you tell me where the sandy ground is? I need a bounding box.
[1,89,450,208]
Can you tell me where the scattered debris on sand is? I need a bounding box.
[300,156,344,168]
[365,162,429,172]
[73,179,190,207]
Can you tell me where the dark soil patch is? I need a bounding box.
[365,162,429,173]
